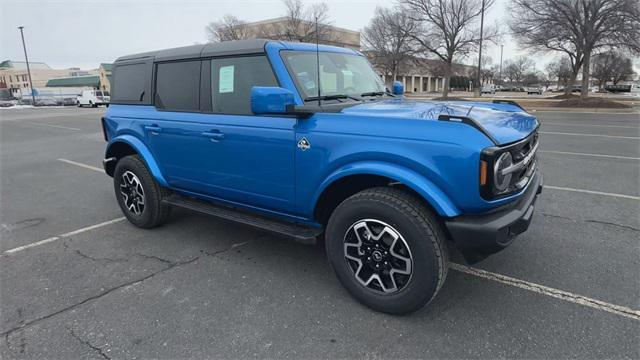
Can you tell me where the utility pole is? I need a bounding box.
[18,26,36,106]
[475,0,486,97]
[499,44,504,86]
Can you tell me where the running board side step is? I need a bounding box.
[162,194,322,243]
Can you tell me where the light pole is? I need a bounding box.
[18,26,36,106]
[475,0,486,97]
[499,44,504,86]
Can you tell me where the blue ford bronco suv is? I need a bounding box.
[103,39,542,314]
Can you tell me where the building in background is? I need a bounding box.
[0,60,104,97]
[242,17,361,49]
[369,56,477,93]
[46,75,101,88]
[98,63,112,91]
[0,60,78,97]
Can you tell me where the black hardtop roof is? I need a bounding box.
[115,39,271,63]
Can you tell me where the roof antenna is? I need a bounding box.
[315,16,321,107]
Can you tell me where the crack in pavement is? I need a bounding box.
[1,237,258,343]
[69,328,111,360]
[1,256,199,341]
[62,241,182,266]
[541,212,639,232]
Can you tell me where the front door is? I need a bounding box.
[145,55,296,213]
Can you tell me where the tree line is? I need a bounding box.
[207,0,639,99]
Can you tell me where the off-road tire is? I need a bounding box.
[114,155,171,228]
[325,187,448,314]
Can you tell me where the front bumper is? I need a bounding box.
[445,170,543,263]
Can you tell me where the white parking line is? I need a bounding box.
[4,215,638,320]
[2,217,126,255]
[57,158,103,173]
[545,185,639,200]
[542,122,639,129]
[539,131,639,140]
[26,122,81,131]
[450,263,640,321]
[539,150,640,161]
[0,111,102,122]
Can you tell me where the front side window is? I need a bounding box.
[155,60,201,111]
[210,56,278,115]
[282,51,385,101]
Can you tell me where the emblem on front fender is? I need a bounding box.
[297,137,311,151]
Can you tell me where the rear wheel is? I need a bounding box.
[325,187,448,314]
[114,155,171,228]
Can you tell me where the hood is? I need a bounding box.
[340,99,539,145]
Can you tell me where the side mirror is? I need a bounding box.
[392,81,404,95]
[251,86,296,115]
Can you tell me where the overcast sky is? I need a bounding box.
[0,0,564,72]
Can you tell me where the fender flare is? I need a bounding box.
[106,135,169,187]
[311,161,461,218]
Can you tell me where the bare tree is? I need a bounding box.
[522,71,541,86]
[591,51,636,90]
[503,56,534,85]
[545,57,573,89]
[362,7,419,81]
[510,0,640,98]
[401,0,496,98]
[470,56,495,84]
[206,14,250,42]
[258,0,336,43]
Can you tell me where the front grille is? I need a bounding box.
[508,131,538,190]
[480,130,540,200]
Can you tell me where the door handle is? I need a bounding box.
[202,130,225,142]
[144,124,162,135]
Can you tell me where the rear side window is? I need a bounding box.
[111,63,147,103]
[154,60,201,112]
[211,56,277,115]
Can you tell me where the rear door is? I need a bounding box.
[138,59,208,193]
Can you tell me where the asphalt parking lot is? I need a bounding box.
[1,106,639,359]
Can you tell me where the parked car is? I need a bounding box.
[526,86,543,95]
[481,85,495,94]
[77,89,110,107]
[62,97,78,106]
[35,97,57,106]
[103,40,542,314]
[0,100,16,107]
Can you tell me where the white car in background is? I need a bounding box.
[481,85,496,94]
[526,86,543,95]
[77,90,110,107]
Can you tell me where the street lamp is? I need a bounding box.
[499,44,504,86]
[475,0,486,97]
[18,26,36,106]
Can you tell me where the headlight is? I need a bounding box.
[493,152,513,192]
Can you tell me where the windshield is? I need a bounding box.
[282,51,385,101]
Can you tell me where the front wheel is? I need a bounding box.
[113,155,171,228]
[325,187,448,314]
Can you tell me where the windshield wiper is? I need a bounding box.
[360,91,385,97]
[304,94,362,103]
